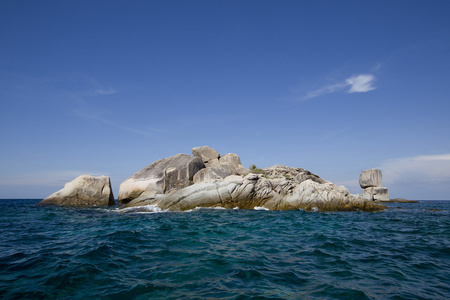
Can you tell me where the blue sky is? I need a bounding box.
[1,0,449,200]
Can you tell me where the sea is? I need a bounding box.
[0,199,449,299]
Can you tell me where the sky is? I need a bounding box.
[1,0,449,200]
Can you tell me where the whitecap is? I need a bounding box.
[119,204,166,214]
[185,206,228,212]
[253,206,269,211]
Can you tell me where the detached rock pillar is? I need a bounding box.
[359,169,390,201]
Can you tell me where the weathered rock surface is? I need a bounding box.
[123,164,386,212]
[193,167,231,183]
[191,146,249,174]
[38,175,115,206]
[118,154,205,204]
[359,169,382,188]
[219,153,249,175]
[192,146,220,167]
[363,187,390,201]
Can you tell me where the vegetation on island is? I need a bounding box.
[249,164,265,174]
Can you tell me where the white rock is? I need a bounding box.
[193,167,231,183]
[363,187,390,201]
[118,154,205,203]
[191,146,220,164]
[359,169,382,188]
[38,175,115,206]
[123,168,384,212]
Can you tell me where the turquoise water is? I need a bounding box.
[0,200,449,299]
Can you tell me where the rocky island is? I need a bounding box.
[38,146,390,212]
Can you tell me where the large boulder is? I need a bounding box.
[219,153,240,170]
[192,146,220,167]
[359,169,382,188]
[38,175,115,206]
[123,165,386,212]
[363,187,390,201]
[219,153,249,175]
[118,154,205,204]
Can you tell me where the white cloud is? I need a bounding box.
[303,82,348,100]
[331,153,450,200]
[346,74,376,93]
[377,153,450,200]
[418,154,450,161]
[303,73,376,100]
[379,154,450,185]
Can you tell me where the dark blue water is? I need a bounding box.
[0,200,449,299]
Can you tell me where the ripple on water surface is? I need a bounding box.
[0,199,449,299]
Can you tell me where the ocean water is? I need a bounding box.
[0,200,449,299]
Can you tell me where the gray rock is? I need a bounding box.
[219,153,249,175]
[123,164,385,212]
[192,146,220,165]
[371,187,390,201]
[236,165,250,175]
[359,169,382,188]
[118,154,205,203]
[218,162,234,175]
[38,175,115,206]
[205,158,222,168]
[219,153,240,171]
[265,165,328,184]
[362,188,372,201]
[385,198,418,203]
[362,187,390,201]
[193,167,232,183]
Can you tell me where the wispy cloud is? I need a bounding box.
[74,110,180,137]
[304,82,348,100]
[346,74,376,93]
[303,73,376,100]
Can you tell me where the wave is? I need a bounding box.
[117,204,166,214]
[253,206,269,211]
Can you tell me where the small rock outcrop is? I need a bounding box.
[118,154,205,204]
[359,169,390,201]
[38,175,115,206]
